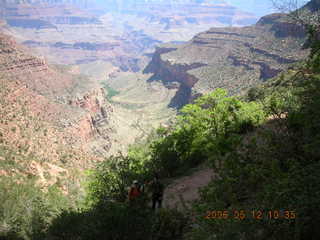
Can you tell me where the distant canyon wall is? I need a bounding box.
[0,0,259,67]
[144,13,308,108]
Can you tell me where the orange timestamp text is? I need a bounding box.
[204,210,296,220]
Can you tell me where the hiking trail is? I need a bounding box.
[164,168,214,209]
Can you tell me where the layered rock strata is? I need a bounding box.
[0,32,115,189]
[0,0,258,69]
[144,13,309,108]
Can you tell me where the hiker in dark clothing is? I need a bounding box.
[149,176,164,210]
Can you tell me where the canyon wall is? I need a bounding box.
[144,13,309,108]
[0,0,259,69]
[0,32,117,190]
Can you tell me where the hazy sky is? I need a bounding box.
[94,0,310,17]
[225,0,309,16]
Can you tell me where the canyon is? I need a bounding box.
[0,0,312,189]
[0,0,261,153]
[0,0,258,68]
[0,30,175,189]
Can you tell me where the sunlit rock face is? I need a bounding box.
[0,32,115,151]
[0,32,118,190]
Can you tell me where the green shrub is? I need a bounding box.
[0,177,70,240]
[48,202,188,240]
[84,154,151,206]
[149,89,266,177]
[102,82,120,100]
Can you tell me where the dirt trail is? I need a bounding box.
[164,168,214,209]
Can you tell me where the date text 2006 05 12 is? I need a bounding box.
[204,210,296,220]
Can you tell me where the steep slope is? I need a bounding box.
[144,13,309,108]
[0,32,116,189]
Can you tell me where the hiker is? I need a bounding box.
[149,175,164,210]
[139,180,149,205]
[139,180,146,194]
[128,180,141,204]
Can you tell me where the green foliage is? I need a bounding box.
[0,177,70,240]
[48,202,188,240]
[186,43,320,240]
[306,25,320,73]
[85,154,152,206]
[307,25,320,59]
[102,82,120,100]
[247,86,265,101]
[149,89,266,177]
[3,29,319,240]
[50,143,189,240]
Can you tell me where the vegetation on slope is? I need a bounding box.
[0,176,73,240]
[186,29,320,240]
[44,25,320,240]
[2,32,319,240]
[101,82,120,101]
[1,2,319,239]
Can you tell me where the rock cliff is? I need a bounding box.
[144,13,309,108]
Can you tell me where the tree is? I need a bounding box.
[271,0,319,34]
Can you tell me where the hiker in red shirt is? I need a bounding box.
[128,180,141,204]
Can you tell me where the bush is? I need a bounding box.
[51,147,189,240]
[84,154,152,206]
[0,177,70,240]
[48,201,188,240]
[149,89,266,177]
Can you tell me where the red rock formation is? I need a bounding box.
[0,32,114,189]
[67,88,113,143]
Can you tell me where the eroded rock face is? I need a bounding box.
[144,45,207,107]
[116,1,258,27]
[67,88,114,148]
[144,13,309,108]
[0,33,116,189]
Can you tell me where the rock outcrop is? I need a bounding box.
[144,13,309,108]
[67,88,114,152]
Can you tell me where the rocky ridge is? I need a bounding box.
[144,13,309,108]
